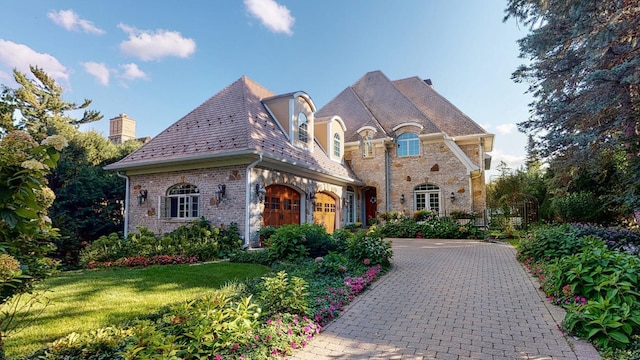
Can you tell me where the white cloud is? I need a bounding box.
[244,0,295,35]
[489,148,526,172]
[118,63,147,80]
[118,24,196,61]
[0,40,69,83]
[82,61,110,85]
[495,123,517,135]
[48,9,105,35]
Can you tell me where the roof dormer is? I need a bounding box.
[315,115,346,163]
[263,91,316,151]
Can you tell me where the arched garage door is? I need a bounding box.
[313,192,336,234]
[264,185,301,227]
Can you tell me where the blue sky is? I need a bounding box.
[1,0,531,180]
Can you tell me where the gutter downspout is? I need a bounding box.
[116,171,130,239]
[245,154,263,248]
[385,144,391,212]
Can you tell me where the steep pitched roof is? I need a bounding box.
[392,76,488,136]
[105,76,357,182]
[317,70,491,142]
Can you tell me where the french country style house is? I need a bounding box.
[105,70,494,247]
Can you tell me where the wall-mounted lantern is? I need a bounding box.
[400,194,405,204]
[450,192,456,202]
[137,189,148,205]
[215,184,226,202]
[256,183,266,203]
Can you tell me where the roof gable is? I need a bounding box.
[393,76,488,136]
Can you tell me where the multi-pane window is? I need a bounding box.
[414,184,440,214]
[345,188,355,224]
[298,113,309,144]
[397,133,420,157]
[333,133,341,158]
[362,136,373,158]
[161,183,199,219]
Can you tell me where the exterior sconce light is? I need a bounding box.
[450,192,456,202]
[343,196,350,207]
[137,189,148,205]
[307,188,317,203]
[215,184,226,202]
[400,194,405,204]
[255,183,266,203]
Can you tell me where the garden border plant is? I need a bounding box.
[20,224,393,359]
[518,224,640,355]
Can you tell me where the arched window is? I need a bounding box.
[333,133,341,158]
[414,184,440,214]
[362,136,373,158]
[161,183,200,219]
[298,113,309,144]
[397,133,420,157]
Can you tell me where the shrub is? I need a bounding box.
[516,224,583,262]
[266,224,336,261]
[346,228,392,268]
[258,271,308,317]
[315,252,349,276]
[550,191,603,223]
[414,209,437,221]
[331,228,355,253]
[571,223,640,256]
[79,219,242,267]
[561,245,640,349]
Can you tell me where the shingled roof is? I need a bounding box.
[316,70,491,142]
[105,76,357,182]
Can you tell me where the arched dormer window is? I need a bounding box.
[161,183,200,219]
[298,112,309,144]
[397,133,420,157]
[333,133,341,158]
[362,136,373,158]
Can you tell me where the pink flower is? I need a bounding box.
[292,342,297,349]
[215,355,222,360]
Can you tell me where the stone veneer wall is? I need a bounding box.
[126,164,348,248]
[346,139,481,216]
[127,165,247,237]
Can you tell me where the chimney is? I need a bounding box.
[108,113,136,144]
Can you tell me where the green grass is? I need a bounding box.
[4,262,270,358]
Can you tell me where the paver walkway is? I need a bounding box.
[289,239,600,360]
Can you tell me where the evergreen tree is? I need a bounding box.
[505,0,640,218]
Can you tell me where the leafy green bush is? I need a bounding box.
[266,224,336,261]
[550,191,603,223]
[331,228,355,253]
[79,218,243,267]
[378,214,485,239]
[258,271,308,317]
[346,228,393,268]
[516,224,583,262]
[571,223,640,256]
[316,252,349,276]
[552,242,640,350]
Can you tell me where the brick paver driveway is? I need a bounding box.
[289,239,600,360]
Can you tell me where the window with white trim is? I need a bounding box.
[333,133,341,158]
[414,184,440,214]
[298,112,309,144]
[397,133,420,157]
[160,183,200,219]
[362,136,373,158]
[345,187,356,224]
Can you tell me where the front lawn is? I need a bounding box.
[5,262,270,358]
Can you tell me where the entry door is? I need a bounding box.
[264,185,301,227]
[364,187,377,224]
[313,192,336,234]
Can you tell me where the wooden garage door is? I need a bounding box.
[313,192,336,234]
[264,185,301,228]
